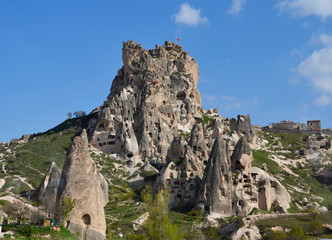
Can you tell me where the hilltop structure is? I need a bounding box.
[85,40,290,216]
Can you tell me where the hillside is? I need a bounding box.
[0,41,331,240]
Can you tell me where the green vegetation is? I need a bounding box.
[139,186,182,240]
[202,114,214,127]
[178,130,190,141]
[257,212,332,239]
[252,150,283,176]
[2,225,78,240]
[60,197,76,221]
[0,114,97,188]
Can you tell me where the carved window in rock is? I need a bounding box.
[169,172,174,179]
[82,214,91,225]
[98,123,105,130]
[166,179,171,186]
[243,174,248,183]
[220,187,225,196]
[270,181,277,188]
[189,184,195,191]
[224,175,229,182]
[220,165,224,172]
[177,91,186,100]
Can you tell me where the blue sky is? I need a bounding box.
[1,0,332,142]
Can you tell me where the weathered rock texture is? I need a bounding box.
[87,40,202,164]
[251,167,291,212]
[56,130,108,240]
[84,40,290,217]
[32,162,61,216]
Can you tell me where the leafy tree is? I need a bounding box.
[67,112,72,119]
[288,224,308,240]
[262,229,287,240]
[4,201,29,224]
[61,197,76,221]
[307,219,324,235]
[140,186,181,240]
[74,111,86,118]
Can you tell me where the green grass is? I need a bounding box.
[169,211,203,235]
[252,150,283,176]
[1,114,97,188]
[2,225,78,240]
[256,212,332,239]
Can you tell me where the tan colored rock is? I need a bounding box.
[251,167,291,212]
[32,162,61,216]
[56,130,108,240]
[87,40,202,164]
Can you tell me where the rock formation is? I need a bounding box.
[196,136,233,215]
[56,130,108,240]
[83,40,289,217]
[32,161,61,216]
[87,40,202,165]
[251,167,291,212]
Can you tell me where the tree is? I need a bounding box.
[140,186,181,240]
[262,229,287,240]
[4,201,29,224]
[288,225,308,240]
[61,197,76,221]
[74,111,86,118]
[67,112,72,119]
[308,219,324,235]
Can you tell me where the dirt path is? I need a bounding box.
[14,175,34,189]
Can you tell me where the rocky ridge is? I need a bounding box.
[86,40,289,216]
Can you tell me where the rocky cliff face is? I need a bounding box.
[56,130,108,240]
[84,40,289,216]
[32,162,61,216]
[87,41,202,165]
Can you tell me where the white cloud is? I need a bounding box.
[289,78,301,84]
[298,34,332,106]
[320,34,332,45]
[290,49,302,57]
[277,0,332,20]
[314,95,331,106]
[202,93,217,102]
[174,3,208,26]
[228,0,247,15]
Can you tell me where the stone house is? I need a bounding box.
[307,120,321,131]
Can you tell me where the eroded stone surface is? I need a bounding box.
[32,162,61,216]
[56,130,108,240]
[87,41,202,165]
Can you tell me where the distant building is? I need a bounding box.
[307,120,321,131]
[272,120,303,130]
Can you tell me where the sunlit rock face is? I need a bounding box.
[87,40,202,164]
[84,40,289,217]
[56,130,108,240]
[32,161,61,216]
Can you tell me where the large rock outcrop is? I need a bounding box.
[196,136,233,215]
[32,161,61,216]
[82,40,290,217]
[56,130,108,240]
[251,167,291,212]
[87,40,202,164]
